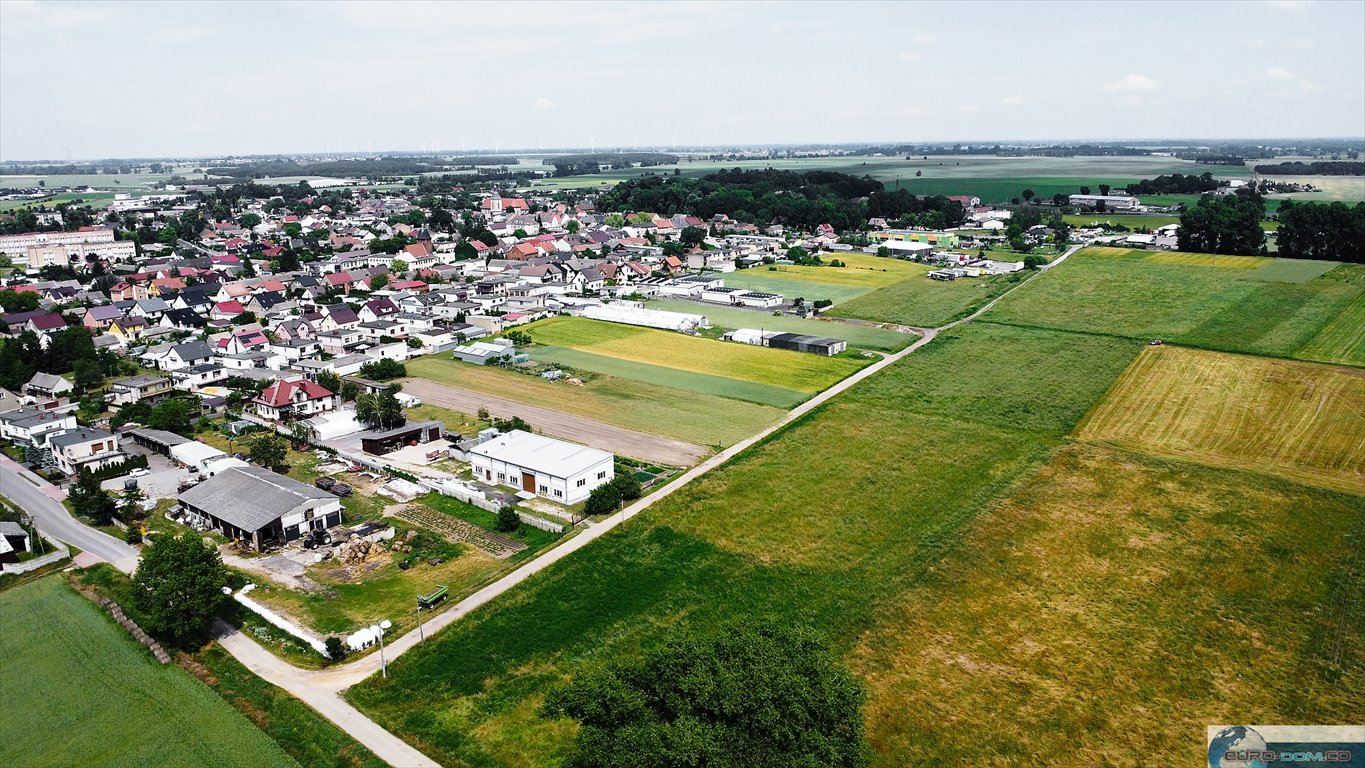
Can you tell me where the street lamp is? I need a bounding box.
[378,619,392,678]
[415,605,425,643]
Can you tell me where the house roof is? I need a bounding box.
[178,466,335,532]
[26,372,72,391]
[27,314,67,331]
[85,305,124,322]
[255,378,335,407]
[47,427,116,449]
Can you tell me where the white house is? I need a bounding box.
[46,428,124,476]
[470,430,614,505]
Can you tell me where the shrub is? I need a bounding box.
[496,505,520,532]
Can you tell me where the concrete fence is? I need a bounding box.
[99,597,171,664]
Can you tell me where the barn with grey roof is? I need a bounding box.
[177,465,341,550]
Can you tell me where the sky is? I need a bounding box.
[1,0,1363,161]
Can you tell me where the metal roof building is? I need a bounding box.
[177,466,341,550]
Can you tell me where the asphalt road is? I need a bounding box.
[0,456,138,572]
[401,377,709,466]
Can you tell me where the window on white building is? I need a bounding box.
[596,471,606,480]
[554,490,562,498]
[539,485,548,494]
[576,478,586,487]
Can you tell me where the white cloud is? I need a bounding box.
[533,98,555,110]
[898,51,922,62]
[999,95,1026,107]
[901,106,925,116]
[910,33,937,46]
[1103,73,1161,93]
[1265,66,1293,80]
[957,104,980,114]
[1300,79,1325,92]
[1265,0,1312,11]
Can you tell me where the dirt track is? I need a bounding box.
[401,378,709,466]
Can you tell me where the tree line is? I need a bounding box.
[1125,172,1223,196]
[1254,161,1365,176]
[1275,201,1365,263]
[599,169,965,233]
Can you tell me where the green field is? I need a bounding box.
[522,316,865,393]
[828,269,1023,328]
[404,355,785,448]
[985,247,1364,359]
[0,577,298,768]
[0,192,117,211]
[649,298,917,351]
[1078,345,1365,494]
[0,173,183,190]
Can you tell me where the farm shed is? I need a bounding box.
[169,440,228,473]
[735,291,784,309]
[765,333,848,356]
[361,420,444,455]
[177,466,341,551]
[470,429,613,505]
[125,427,189,456]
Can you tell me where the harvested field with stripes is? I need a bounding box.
[1077,345,1365,493]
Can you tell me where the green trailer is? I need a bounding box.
[417,584,448,610]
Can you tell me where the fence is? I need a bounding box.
[0,534,70,574]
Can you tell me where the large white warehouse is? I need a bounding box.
[470,430,615,505]
[577,303,708,332]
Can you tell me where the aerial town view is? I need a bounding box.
[0,1,1361,767]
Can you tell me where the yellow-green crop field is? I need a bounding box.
[1077,345,1365,493]
[522,316,865,393]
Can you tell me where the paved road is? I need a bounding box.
[400,377,709,466]
[0,456,138,572]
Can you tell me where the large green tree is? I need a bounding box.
[131,532,228,647]
[543,621,870,768]
[69,469,116,524]
[248,433,289,473]
[355,390,405,430]
[1178,193,1266,256]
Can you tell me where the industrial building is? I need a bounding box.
[576,302,708,331]
[177,466,342,551]
[470,430,614,505]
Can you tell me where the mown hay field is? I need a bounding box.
[0,577,299,768]
[828,270,1022,327]
[404,355,785,448]
[1297,293,1365,367]
[853,443,1364,766]
[522,316,865,393]
[985,248,1364,359]
[1077,345,1365,493]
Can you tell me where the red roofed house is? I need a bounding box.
[211,300,247,321]
[217,327,271,354]
[253,377,338,421]
[481,197,530,215]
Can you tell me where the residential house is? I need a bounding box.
[82,305,124,332]
[46,428,124,476]
[22,372,72,399]
[159,341,213,371]
[253,377,338,421]
[108,375,173,407]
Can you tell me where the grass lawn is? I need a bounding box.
[828,269,1024,327]
[404,355,785,449]
[521,316,866,393]
[984,248,1364,358]
[345,321,1143,767]
[649,299,917,352]
[1062,213,1183,230]
[0,577,299,768]
[1077,345,1365,494]
[853,442,1364,766]
[0,192,117,211]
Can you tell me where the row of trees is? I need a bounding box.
[1125,172,1223,196]
[0,326,125,393]
[1178,192,1267,256]
[1275,200,1365,263]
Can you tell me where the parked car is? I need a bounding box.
[314,476,336,491]
[128,467,150,478]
